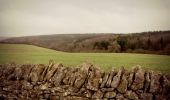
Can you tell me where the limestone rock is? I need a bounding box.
[86,66,102,91]
[74,63,91,89]
[101,88,114,92]
[63,68,75,85]
[100,72,109,88]
[4,64,16,79]
[44,63,63,81]
[14,67,23,80]
[131,66,145,91]
[22,80,33,90]
[51,66,66,86]
[79,62,92,73]
[74,73,86,88]
[74,69,88,88]
[68,68,78,86]
[8,65,32,81]
[116,93,126,100]
[127,71,134,88]
[65,86,79,94]
[0,65,4,77]
[92,90,103,99]
[149,71,162,94]
[104,91,116,98]
[30,64,45,83]
[50,95,60,100]
[64,96,89,100]
[68,63,92,88]
[51,87,65,93]
[155,94,167,100]
[0,63,169,100]
[39,83,49,90]
[117,74,128,93]
[106,70,115,87]
[144,70,151,92]
[124,90,139,100]
[21,65,33,80]
[111,69,122,88]
[40,62,53,81]
[83,89,93,98]
[162,75,170,94]
[139,93,153,100]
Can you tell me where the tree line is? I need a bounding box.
[1,31,170,55]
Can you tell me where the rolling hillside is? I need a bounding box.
[1,31,170,54]
[0,44,170,72]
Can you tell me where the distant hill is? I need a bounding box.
[0,37,10,41]
[1,31,170,55]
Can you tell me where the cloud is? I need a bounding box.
[0,0,170,36]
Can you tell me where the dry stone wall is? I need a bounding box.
[0,62,170,100]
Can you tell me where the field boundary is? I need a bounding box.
[0,62,170,99]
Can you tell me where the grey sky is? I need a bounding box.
[0,0,170,36]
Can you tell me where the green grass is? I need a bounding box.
[0,44,170,73]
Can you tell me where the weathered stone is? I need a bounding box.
[127,71,134,88]
[63,91,71,96]
[21,65,33,80]
[74,71,88,88]
[111,69,122,88]
[39,82,49,90]
[68,68,78,86]
[51,87,65,93]
[79,62,92,73]
[77,87,86,94]
[101,88,114,92]
[124,90,139,100]
[83,89,93,98]
[73,63,91,88]
[4,64,16,80]
[131,66,145,91]
[139,93,153,100]
[6,81,22,90]
[3,63,16,75]
[149,71,162,94]
[30,64,45,83]
[104,91,116,98]
[136,90,143,95]
[40,61,53,82]
[162,75,170,94]
[100,72,109,88]
[50,95,60,100]
[0,65,4,77]
[106,70,115,87]
[144,70,151,92]
[116,93,126,100]
[0,63,170,100]
[117,74,128,93]
[155,94,167,100]
[8,64,32,81]
[63,68,75,85]
[165,73,170,80]
[64,96,89,100]
[44,63,63,81]
[92,90,103,99]
[66,86,79,94]
[22,80,33,90]
[86,66,102,91]
[52,66,66,86]
[44,93,50,99]
[13,67,23,80]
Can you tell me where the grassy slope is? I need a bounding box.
[0,44,170,72]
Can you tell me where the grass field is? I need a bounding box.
[0,44,170,73]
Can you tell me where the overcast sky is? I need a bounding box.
[0,0,170,36]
